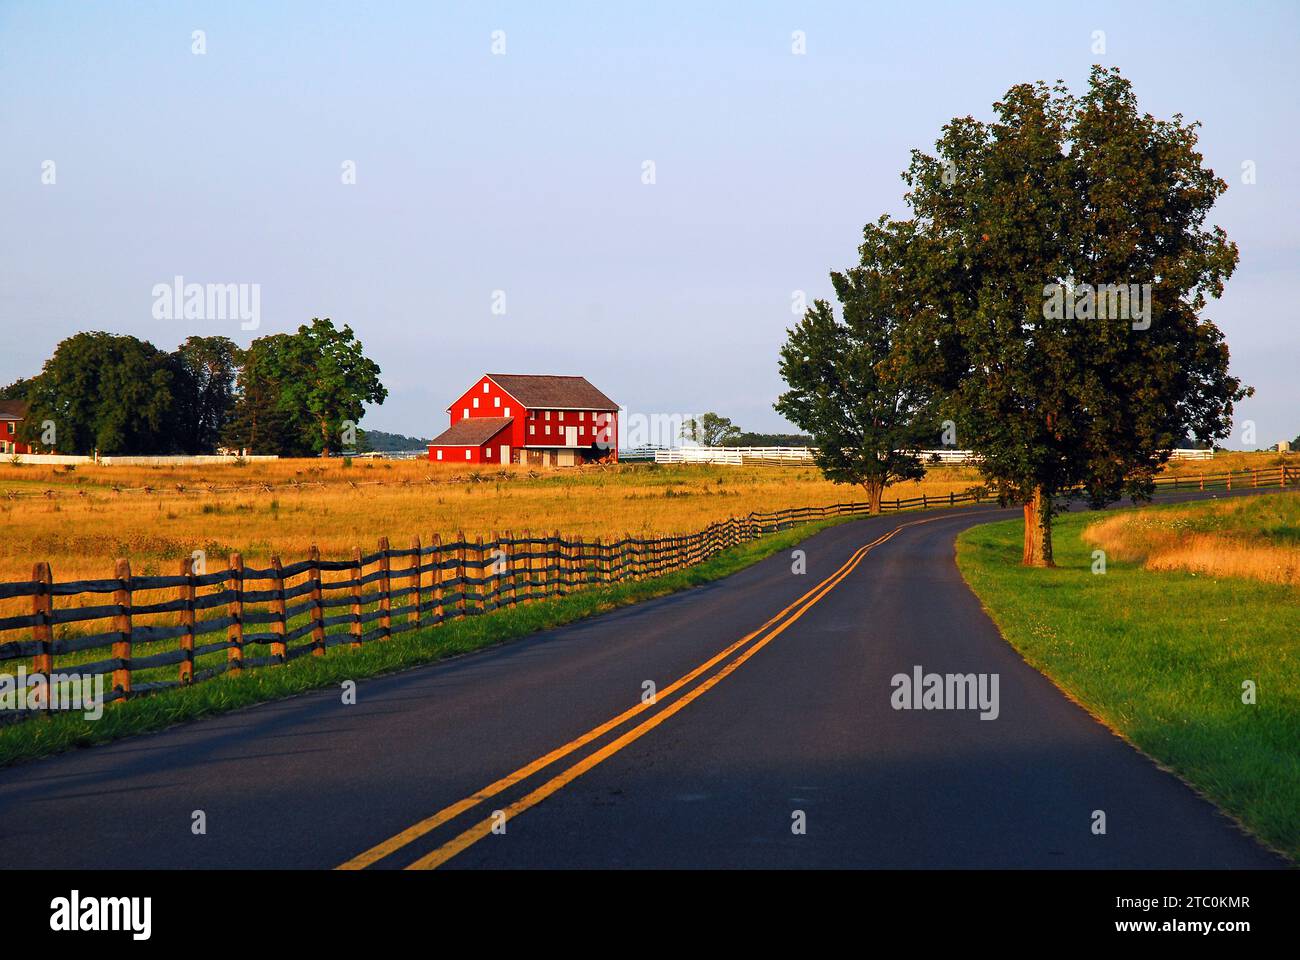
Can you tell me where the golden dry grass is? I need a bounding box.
[1083,490,1300,587]
[0,459,984,591]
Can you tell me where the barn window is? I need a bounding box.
[504,407,510,417]
[545,411,550,421]
[473,398,479,409]
[486,447,493,457]
[559,411,565,421]
[463,408,469,419]
[436,450,443,460]
[483,382,490,393]
[529,425,535,436]
[494,397,500,408]
[579,412,585,421]
[465,450,472,460]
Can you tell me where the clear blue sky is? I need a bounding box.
[2,1,1297,446]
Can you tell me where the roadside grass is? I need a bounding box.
[0,512,864,769]
[1084,491,1300,587]
[956,502,1300,861]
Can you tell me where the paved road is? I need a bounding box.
[0,494,1287,868]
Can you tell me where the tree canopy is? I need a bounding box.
[680,412,742,448]
[776,217,933,513]
[895,67,1247,563]
[10,319,386,457]
[786,67,1248,557]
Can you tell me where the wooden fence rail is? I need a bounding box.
[0,464,1290,714]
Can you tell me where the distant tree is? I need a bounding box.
[776,220,933,514]
[680,412,742,447]
[171,336,239,454]
[20,332,176,454]
[221,334,305,456]
[733,431,815,447]
[894,67,1249,565]
[273,319,387,456]
[0,378,33,401]
[356,429,431,453]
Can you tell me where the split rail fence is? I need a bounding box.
[0,464,1292,716]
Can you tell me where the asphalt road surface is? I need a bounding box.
[0,492,1287,869]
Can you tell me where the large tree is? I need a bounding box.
[896,67,1247,564]
[21,332,176,454]
[171,336,240,454]
[224,319,386,456]
[222,334,307,456]
[776,218,933,514]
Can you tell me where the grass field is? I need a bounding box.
[0,458,986,591]
[957,493,1300,861]
[1084,491,1300,587]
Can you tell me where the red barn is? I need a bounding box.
[0,400,30,456]
[428,374,619,466]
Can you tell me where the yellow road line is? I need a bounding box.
[405,522,895,870]
[339,508,981,870]
[337,528,893,870]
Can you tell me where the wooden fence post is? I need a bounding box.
[31,562,52,708]
[455,531,467,619]
[227,554,243,673]
[179,557,195,684]
[378,537,392,641]
[350,546,363,649]
[521,529,532,603]
[309,545,325,657]
[431,534,445,624]
[409,535,422,629]
[270,555,286,663]
[553,530,564,597]
[475,534,485,614]
[488,532,499,612]
[113,558,133,695]
[1199,473,1204,490]
[505,531,517,609]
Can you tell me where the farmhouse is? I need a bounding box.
[0,400,30,455]
[428,374,618,466]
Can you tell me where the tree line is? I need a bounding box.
[775,67,1250,565]
[1,318,386,457]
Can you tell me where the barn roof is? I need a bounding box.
[428,417,514,446]
[487,374,618,411]
[0,399,28,420]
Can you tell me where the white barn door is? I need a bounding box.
[565,426,578,446]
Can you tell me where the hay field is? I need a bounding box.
[0,458,985,590]
[1083,489,1300,588]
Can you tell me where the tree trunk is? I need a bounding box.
[865,479,884,515]
[1022,485,1054,567]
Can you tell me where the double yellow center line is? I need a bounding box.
[338,511,962,870]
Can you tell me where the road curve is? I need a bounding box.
[0,494,1287,868]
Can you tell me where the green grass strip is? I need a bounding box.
[956,502,1299,862]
